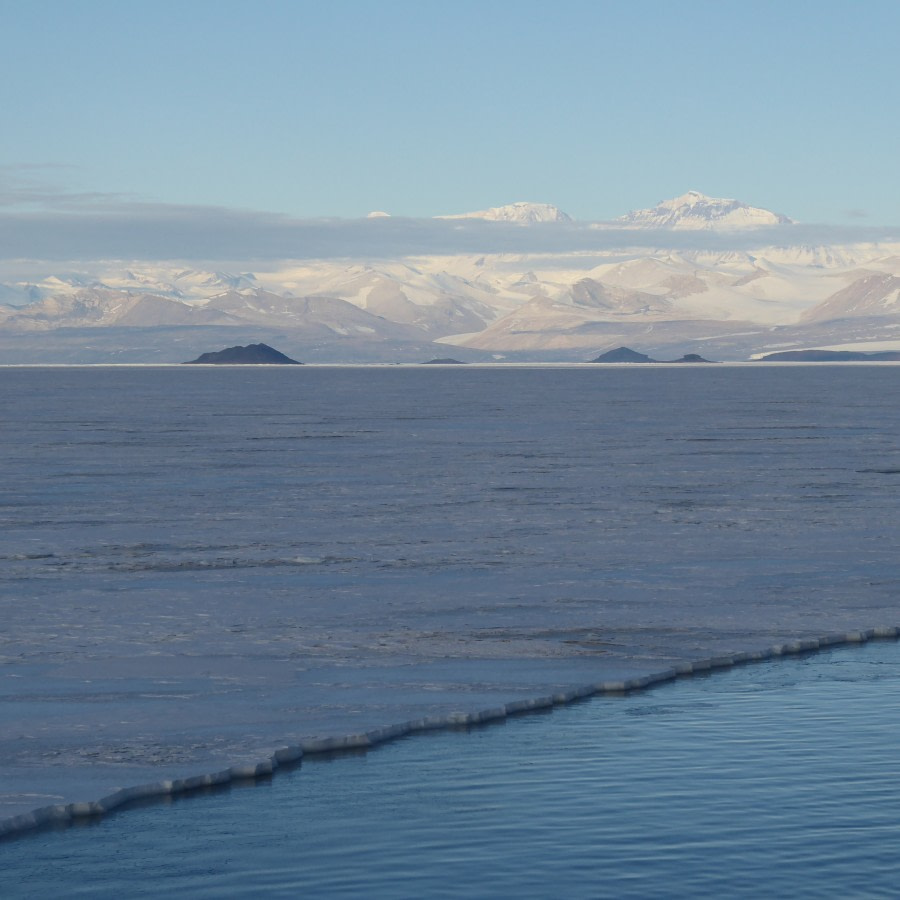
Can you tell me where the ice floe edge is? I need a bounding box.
[3,625,898,840]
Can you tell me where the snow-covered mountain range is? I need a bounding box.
[2,192,898,363]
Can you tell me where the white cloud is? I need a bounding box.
[0,166,896,262]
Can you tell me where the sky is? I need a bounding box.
[0,0,898,259]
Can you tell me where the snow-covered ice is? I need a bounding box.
[1,364,899,832]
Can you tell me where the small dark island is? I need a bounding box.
[590,347,656,363]
[589,346,716,364]
[184,343,302,365]
[421,358,468,365]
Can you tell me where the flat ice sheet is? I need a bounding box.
[2,365,899,823]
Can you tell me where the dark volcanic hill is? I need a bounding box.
[590,346,656,363]
[589,347,717,364]
[184,343,302,364]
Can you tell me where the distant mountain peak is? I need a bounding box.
[618,191,794,230]
[436,202,573,225]
[670,190,712,204]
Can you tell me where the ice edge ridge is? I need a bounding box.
[2,625,897,840]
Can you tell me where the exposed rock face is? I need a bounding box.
[184,343,302,364]
[759,349,900,362]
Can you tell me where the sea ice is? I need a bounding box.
[1,364,898,833]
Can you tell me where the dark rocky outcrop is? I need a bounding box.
[589,347,717,364]
[421,358,467,365]
[759,349,900,362]
[667,353,716,363]
[589,347,656,363]
[184,343,302,365]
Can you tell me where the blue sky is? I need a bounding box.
[1,0,898,228]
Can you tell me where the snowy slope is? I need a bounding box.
[436,201,573,224]
[0,289,241,330]
[202,289,425,339]
[799,272,900,323]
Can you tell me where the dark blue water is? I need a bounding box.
[4,639,900,899]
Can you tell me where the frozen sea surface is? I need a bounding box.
[1,365,899,827]
[4,639,900,898]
